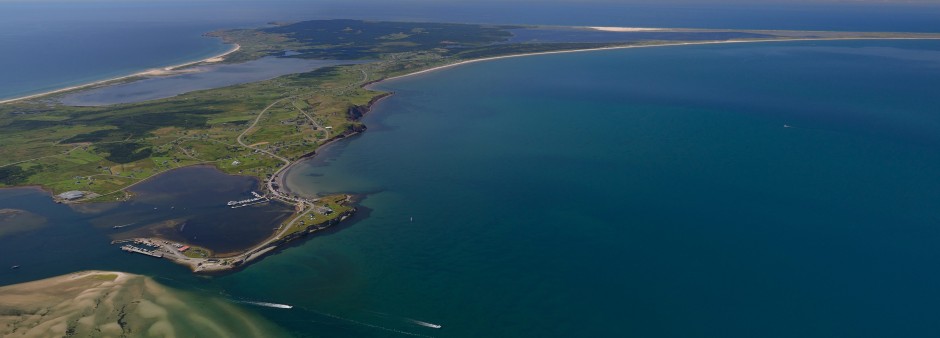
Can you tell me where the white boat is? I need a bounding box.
[234,300,293,309]
[409,319,442,329]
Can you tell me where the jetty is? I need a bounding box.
[227,191,269,208]
[120,245,163,258]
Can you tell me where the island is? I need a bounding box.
[1,20,938,273]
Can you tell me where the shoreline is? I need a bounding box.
[380,37,940,83]
[283,35,940,200]
[9,36,940,274]
[0,43,240,105]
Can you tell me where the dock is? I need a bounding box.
[227,191,269,208]
[120,245,163,258]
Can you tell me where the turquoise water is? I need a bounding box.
[260,40,940,337]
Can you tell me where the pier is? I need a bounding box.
[227,191,269,208]
[120,245,163,258]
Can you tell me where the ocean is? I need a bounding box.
[2,1,940,337]
[3,1,940,100]
[269,39,940,337]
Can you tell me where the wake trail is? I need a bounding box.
[231,299,293,309]
[299,306,435,338]
[407,319,443,329]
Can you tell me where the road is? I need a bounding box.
[235,96,313,207]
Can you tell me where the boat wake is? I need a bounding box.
[300,306,435,338]
[232,300,293,309]
[407,319,442,329]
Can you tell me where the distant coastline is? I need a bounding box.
[382,36,940,83]
[287,35,940,198]
[0,43,240,105]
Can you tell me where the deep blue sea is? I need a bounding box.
[2,1,940,337]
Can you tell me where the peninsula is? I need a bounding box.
[2,20,938,273]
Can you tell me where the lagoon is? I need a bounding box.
[0,166,293,285]
[59,57,355,106]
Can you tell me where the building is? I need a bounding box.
[57,191,85,200]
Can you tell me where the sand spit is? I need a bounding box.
[0,271,288,337]
[589,26,664,32]
[0,44,239,105]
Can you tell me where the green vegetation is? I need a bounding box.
[282,194,354,236]
[5,20,919,198]
[183,246,212,258]
[261,19,517,59]
[0,63,379,197]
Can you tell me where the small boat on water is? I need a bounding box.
[409,319,442,329]
[10,265,20,270]
[784,124,792,128]
[234,300,293,309]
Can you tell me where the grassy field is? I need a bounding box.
[282,194,355,236]
[0,63,377,197]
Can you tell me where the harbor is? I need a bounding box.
[111,194,355,273]
[120,245,163,258]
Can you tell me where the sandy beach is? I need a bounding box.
[590,26,664,32]
[381,36,940,83]
[0,43,240,105]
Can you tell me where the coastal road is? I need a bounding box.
[236,96,313,206]
[237,97,292,165]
